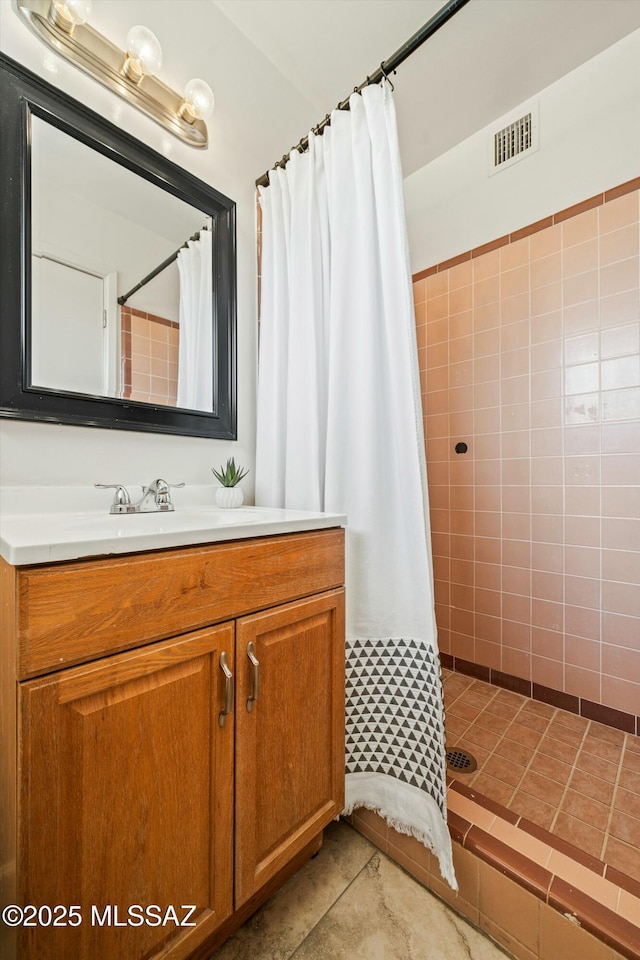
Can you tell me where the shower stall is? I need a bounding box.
[401,179,640,960]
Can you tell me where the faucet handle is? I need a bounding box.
[161,480,185,504]
[95,483,134,514]
[147,479,185,506]
[144,479,185,490]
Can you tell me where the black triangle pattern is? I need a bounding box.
[345,637,447,816]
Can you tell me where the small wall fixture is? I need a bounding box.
[16,0,215,147]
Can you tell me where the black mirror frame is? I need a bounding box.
[0,53,237,440]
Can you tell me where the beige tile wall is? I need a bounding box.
[415,188,640,714]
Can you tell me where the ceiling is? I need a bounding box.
[8,0,639,192]
[212,0,640,178]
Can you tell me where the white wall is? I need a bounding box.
[0,0,316,498]
[405,29,640,273]
[127,264,180,325]
[33,178,178,298]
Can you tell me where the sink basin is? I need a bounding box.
[0,501,347,565]
[57,506,278,535]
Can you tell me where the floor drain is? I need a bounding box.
[445,748,477,773]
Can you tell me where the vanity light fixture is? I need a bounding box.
[16,0,215,147]
[122,25,163,84]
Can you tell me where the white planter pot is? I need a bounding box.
[215,486,244,509]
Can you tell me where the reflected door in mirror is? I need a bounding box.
[32,256,107,395]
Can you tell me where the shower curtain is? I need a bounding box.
[256,83,455,888]
[176,228,212,411]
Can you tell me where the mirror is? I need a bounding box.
[31,118,215,412]
[0,53,236,439]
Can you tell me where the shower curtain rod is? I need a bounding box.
[118,226,207,306]
[255,0,471,189]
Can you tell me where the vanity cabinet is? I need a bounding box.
[0,528,345,960]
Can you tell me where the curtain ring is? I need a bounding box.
[379,62,395,90]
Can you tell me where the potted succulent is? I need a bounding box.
[211,458,249,509]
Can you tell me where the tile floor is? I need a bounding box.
[443,668,640,883]
[209,821,511,960]
[208,668,640,960]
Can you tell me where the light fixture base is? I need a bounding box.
[48,2,77,33]
[122,55,145,85]
[17,0,209,148]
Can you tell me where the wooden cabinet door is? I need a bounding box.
[18,624,235,960]
[234,589,345,905]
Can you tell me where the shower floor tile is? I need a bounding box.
[443,668,640,885]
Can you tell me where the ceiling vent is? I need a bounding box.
[488,102,539,176]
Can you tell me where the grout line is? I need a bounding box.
[560,216,567,704]
[474,698,528,798]
[596,203,604,713]
[498,703,555,807]
[548,717,591,833]
[464,684,552,806]
[601,736,628,863]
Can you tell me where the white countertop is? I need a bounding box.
[0,486,346,565]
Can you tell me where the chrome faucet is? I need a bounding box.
[96,479,185,514]
[136,479,185,512]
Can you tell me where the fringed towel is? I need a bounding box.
[343,638,455,889]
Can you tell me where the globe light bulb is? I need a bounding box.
[124,25,163,81]
[182,78,215,122]
[50,0,92,31]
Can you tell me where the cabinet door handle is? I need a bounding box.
[218,651,234,727]
[246,642,260,712]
